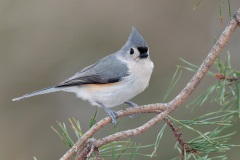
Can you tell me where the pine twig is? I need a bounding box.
[164,117,186,160]
[86,145,94,160]
[215,72,239,82]
[60,8,240,160]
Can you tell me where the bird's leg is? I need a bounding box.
[96,101,117,125]
[124,101,138,118]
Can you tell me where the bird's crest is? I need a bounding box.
[128,27,148,47]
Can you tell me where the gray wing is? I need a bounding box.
[57,54,129,87]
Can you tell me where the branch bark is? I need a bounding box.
[60,8,240,160]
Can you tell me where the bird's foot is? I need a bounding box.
[124,101,138,118]
[96,101,118,125]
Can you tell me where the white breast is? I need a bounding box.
[122,57,154,98]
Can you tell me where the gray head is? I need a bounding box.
[119,27,149,62]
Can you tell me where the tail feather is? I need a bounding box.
[12,87,60,101]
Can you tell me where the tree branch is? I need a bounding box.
[60,103,167,160]
[60,8,240,160]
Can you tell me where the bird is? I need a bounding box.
[12,27,154,125]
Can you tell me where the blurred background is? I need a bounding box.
[1,0,240,159]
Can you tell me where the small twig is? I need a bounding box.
[233,9,240,26]
[60,8,240,160]
[86,145,95,160]
[164,117,186,160]
[75,138,96,160]
[94,148,101,160]
[215,72,239,82]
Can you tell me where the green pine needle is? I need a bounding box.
[90,108,99,128]
[163,67,182,102]
[168,112,239,158]
[193,0,202,10]
[151,123,167,157]
[51,121,74,148]
[180,52,240,116]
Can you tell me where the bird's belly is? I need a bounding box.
[72,78,148,107]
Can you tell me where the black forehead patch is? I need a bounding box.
[137,47,148,54]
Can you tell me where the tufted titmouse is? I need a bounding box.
[12,27,154,125]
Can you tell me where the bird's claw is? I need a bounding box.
[108,110,118,125]
[124,101,138,118]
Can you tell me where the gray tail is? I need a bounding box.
[12,87,60,101]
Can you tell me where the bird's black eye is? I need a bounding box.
[130,48,134,55]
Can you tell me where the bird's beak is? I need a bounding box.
[139,52,149,59]
[137,47,149,59]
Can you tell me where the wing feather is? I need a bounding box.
[57,54,129,87]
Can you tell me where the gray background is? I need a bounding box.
[1,0,240,159]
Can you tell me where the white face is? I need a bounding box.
[125,46,149,62]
